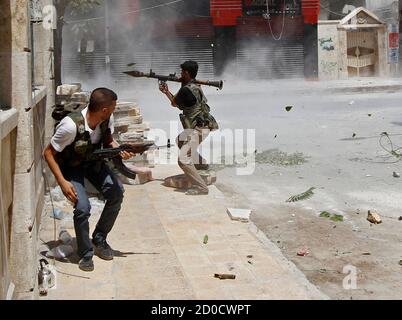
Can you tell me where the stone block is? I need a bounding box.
[128,122,150,132]
[116,101,139,112]
[226,208,251,222]
[118,131,144,141]
[114,115,143,126]
[56,84,81,95]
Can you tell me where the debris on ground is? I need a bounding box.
[226,208,251,222]
[255,149,308,166]
[330,214,344,222]
[319,211,344,221]
[58,230,73,245]
[319,211,331,218]
[393,172,400,178]
[214,273,236,280]
[367,210,382,224]
[49,208,65,220]
[286,187,315,202]
[45,244,74,260]
[203,235,209,244]
[297,249,309,257]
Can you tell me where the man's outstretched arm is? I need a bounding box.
[159,82,178,108]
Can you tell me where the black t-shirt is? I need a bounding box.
[174,87,197,109]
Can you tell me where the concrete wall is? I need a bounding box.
[0,0,54,299]
[318,21,340,79]
[0,109,18,300]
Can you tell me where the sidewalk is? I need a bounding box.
[221,77,402,96]
[40,165,327,300]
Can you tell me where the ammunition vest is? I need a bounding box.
[56,112,111,168]
[179,82,219,131]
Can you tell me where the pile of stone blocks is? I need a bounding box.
[54,83,90,117]
[113,101,155,184]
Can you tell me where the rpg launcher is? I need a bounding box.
[123,69,223,90]
[92,142,156,179]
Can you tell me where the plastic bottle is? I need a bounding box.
[58,229,73,245]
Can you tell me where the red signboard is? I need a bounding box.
[389,32,399,49]
[210,0,243,26]
[301,0,320,24]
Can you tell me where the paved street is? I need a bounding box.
[40,165,326,300]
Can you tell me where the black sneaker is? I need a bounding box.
[78,257,94,272]
[93,240,114,260]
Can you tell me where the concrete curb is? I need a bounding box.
[210,185,330,300]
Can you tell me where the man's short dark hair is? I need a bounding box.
[88,87,118,112]
[180,60,198,79]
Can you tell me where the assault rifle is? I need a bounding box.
[123,69,223,90]
[93,142,157,179]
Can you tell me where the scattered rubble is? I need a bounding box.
[214,273,236,280]
[393,172,400,178]
[319,211,344,222]
[286,187,315,202]
[297,249,309,257]
[330,214,344,222]
[203,235,208,244]
[255,149,308,166]
[285,106,293,112]
[226,208,251,222]
[367,210,382,224]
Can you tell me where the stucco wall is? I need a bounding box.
[318,21,340,80]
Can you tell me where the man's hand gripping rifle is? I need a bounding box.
[93,142,155,179]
